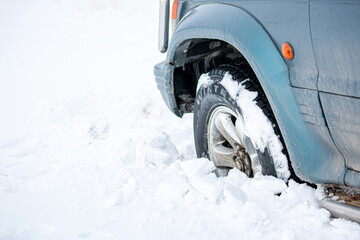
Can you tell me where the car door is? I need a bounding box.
[310,0,360,181]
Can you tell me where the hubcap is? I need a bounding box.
[207,106,260,177]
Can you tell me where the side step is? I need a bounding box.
[320,184,360,223]
[320,199,360,223]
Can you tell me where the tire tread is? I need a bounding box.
[206,65,301,181]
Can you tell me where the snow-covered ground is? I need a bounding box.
[0,0,359,239]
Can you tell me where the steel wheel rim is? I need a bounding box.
[207,106,261,177]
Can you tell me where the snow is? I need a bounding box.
[196,73,213,92]
[0,0,359,239]
[220,73,290,181]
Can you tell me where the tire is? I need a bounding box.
[193,66,290,180]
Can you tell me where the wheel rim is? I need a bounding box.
[207,106,261,177]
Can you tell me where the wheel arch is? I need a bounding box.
[167,3,290,119]
[164,3,347,184]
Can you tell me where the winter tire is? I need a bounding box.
[193,66,289,179]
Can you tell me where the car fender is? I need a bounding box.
[166,3,346,184]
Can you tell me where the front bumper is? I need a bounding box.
[153,61,181,117]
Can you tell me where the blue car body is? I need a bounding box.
[154,0,360,189]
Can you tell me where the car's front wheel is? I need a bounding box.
[193,66,290,180]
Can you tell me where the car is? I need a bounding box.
[154,0,360,222]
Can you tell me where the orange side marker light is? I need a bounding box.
[282,42,294,60]
[172,0,180,19]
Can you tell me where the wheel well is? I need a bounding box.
[171,39,253,115]
[172,38,303,183]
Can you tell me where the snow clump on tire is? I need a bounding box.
[219,73,290,181]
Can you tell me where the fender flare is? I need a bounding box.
[168,4,290,127]
[166,3,346,184]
